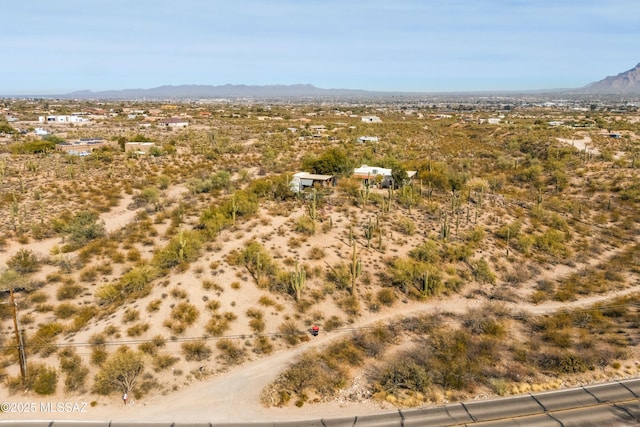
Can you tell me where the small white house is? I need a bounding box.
[290,172,334,193]
[159,118,189,128]
[361,116,382,123]
[357,136,379,143]
[125,142,157,154]
[34,128,49,136]
[353,165,393,187]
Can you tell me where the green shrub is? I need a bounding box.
[279,320,302,345]
[376,288,397,306]
[57,282,83,300]
[182,340,212,361]
[254,336,274,355]
[153,354,179,371]
[205,312,236,336]
[59,349,89,392]
[294,216,316,235]
[216,339,245,365]
[7,249,41,274]
[127,323,150,337]
[473,258,496,284]
[54,302,78,319]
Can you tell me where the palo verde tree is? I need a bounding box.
[93,346,145,396]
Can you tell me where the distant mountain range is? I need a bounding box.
[63,84,382,100]
[577,63,640,95]
[13,63,640,99]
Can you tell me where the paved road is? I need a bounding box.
[4,378,639,426]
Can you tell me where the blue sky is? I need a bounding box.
[2,0,639,94]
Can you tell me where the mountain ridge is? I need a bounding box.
[578,63,640,94]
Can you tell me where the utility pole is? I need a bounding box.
[9,287,27,381]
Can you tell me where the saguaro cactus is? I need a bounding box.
[349,241,361,297]
[441,213,450,240]
[363,218,375,248]
[308,188,317,221]
[289,260,306,302]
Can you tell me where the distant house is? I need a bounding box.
[357,136,379,143]
[159,118,189,128]
[34,128,49,136]
[361,116,382,123]
[290,172,335,193]
[56,138,106,154]
[125,142,156,154]
[353,165,393,187]
[353,165,417,188]
[41,115,90,123]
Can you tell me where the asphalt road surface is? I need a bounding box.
[3,378,639,427]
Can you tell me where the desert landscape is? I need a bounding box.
[0,96,639,423]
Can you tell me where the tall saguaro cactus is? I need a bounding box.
[308,188,317,221]
[349,241,362,298]
[289,260,306,302]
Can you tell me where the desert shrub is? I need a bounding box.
[202,280,224,292]
[279,319,302,345]
[376,288,397,306]
[56,282,83,300]
[79,266,98,282]
[308,246,325,260]
[495,220,523,240]
[119,264,158,299]
[58,211,106,250]
[535,229,571,258]
[237,240,279,287]
[338,295,360,316]
[473,258,496,284]
[294,216,316,235]
[326,263,351,290]
[69,307,95,332]
[394,218,416,235]
[127,323,150,337]
[387,257,443,298]
[59,349,89,392]
[7,249,41,274]
[323,315,343,331]
[262,350,347,407]
[153,230,202,271]
[93,346,145,396]
[216,339,246,365]
[138,335,166,356]
[254,336,274,355]
[126,248,142,262]
[258,295,276,307]
[377,355,431,394]
[182,340,212,361]
[247,308,266,333]
[123,308,140,323]
[7,363,58,395]
[30,322,64,356]
[91,348,108,366]
[353,325,396,358]
[153,354,179,371]
[147,299,162,312]
[409,240,440,263]
[54,302,78,319]
[28,291,48,304]
[163,302,199,334]
[325,340,365,366]
[205,312,237,336]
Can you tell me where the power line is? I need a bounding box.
[2,298,640,352]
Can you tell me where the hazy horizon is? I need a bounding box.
[2,1,639,95]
